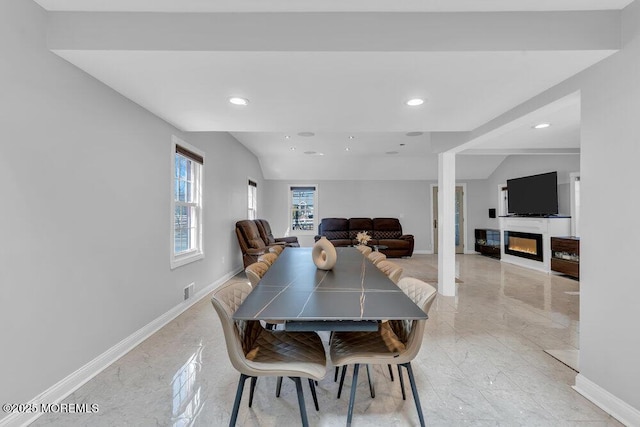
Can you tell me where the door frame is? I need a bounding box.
[430,183,468,254]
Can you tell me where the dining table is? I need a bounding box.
[233,246,428,331]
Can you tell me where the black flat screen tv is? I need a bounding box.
[507,171,558,216]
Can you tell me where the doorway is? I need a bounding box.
[432,185,465,254]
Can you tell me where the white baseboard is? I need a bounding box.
[0,267,243,427]
[413,250,434,255]
[573,374,640,426]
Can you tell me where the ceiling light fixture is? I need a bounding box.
[406,98,424,107]
[348,136,355,140]
[290,147,296,151]
[229,97,249,106]
[345,147,350,151]
[285,135,291,139]
[533,123,551,129]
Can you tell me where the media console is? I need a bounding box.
[499,216,571,273]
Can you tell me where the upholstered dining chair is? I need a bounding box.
[356,245,373,256]
[329,277,437,427]
[211,281,327,427]
[367,251,387,266]
[269,244,284,255]
[257,252,278,266]
[244,261,283,330]
[376,260,403,284]
[245,261,270,287]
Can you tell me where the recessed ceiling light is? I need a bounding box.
[290,147,296,151]
[285,135,291,139]
[348,136,355,140]
[406,98,424,107]
[345,147,350,151]
[386,151,399,155]
[533,123,551,129]
[229,97,249,106]
[298,132,315,137]
[405,131,424,137]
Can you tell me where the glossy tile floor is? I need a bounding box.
[34,255,624,426]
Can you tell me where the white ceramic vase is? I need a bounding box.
[312,236,337,270]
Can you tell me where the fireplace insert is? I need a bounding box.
[504,231,543,262]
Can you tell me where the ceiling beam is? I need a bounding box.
[47,11,621,52]
[460,148,580,155]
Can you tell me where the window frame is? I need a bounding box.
[288,184,318,236]
[170,136,205,269]
[248,179,258,220]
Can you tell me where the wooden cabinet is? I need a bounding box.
[475,229,501,259]
[551,237,580,279]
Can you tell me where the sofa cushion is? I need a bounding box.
[348,218,374,239]
[373,218,403,240]
[325,230,349,240]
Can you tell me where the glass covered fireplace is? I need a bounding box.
[504,231,543,262]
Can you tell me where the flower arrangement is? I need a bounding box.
[356,231,371,246]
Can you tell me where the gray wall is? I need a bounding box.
[0,0,262,406]
[480,155,580,230]
[576,0,640,411]
[262,179,488,254]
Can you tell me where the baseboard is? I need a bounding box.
[0,267,243,427]
[573,374,640,426]
[413,250,434,255]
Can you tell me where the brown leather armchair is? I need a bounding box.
[255,219,300,247]
[236,219,299,268]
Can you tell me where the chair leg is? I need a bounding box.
[365,364,375,398]
[291,377,310,427]
[337,365,347,398]
[397,365,406,400]
[334,366,339,382]
[346,364,360,427]
[229,373,250,427]
[388,364,394,381]
[248,376,258,408]
[403,363,426,427]
[276,376,283,397]
[308,378,319,411]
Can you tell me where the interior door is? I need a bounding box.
[433,186,464,254]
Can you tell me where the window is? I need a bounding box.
[289,185,317,233]
[248,179,257,220]
[171,136,204,269]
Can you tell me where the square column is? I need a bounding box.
[438,152,457,296]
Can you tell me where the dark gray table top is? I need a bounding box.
[233,247,428,322]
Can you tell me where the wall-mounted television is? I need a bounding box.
[507,171,558,216]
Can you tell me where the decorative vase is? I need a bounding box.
[312,236,337,270]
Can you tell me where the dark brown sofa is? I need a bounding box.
[235,219,299,267]
[314,217,414,257]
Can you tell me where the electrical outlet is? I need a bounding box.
[184,282,195,300]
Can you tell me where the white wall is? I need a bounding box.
[0,0,262,408]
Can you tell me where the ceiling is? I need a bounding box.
[35,0,633,180]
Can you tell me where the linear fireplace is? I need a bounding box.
[504,231,543,262]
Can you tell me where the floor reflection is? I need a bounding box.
[171,341,205,427]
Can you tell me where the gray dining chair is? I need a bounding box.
[329,277,437,427]
[211,281,327,427]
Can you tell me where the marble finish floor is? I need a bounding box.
[33,255,624,426]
